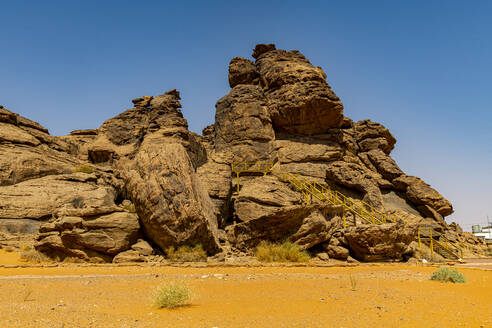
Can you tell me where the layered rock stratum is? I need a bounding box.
[0,45,487,262]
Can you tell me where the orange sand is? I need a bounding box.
[0,251,491,328]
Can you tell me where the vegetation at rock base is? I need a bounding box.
[165,245,207,262]
[153,282,192,309]
[72,165,94,174]
[20,247,48,263]
[255,241,310,262]
[430,267,466,283]
[123,203,136,213]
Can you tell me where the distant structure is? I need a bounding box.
[472,224,492,242]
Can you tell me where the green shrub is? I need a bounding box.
[153,282,192,309]
[255,241,310,263]
[430,267,466,283]
[72,165,94,174]
[165,245,207,262]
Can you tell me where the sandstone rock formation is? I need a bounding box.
[0,43,487,263]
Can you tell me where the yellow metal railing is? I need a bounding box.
[232,162,462,260]
[417,226,462,260]
[231,162,273,193]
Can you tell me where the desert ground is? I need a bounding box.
[0,250,491,328]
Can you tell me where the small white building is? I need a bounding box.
[473,225,492,241]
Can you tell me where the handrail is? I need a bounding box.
[418,227,462,259]
[231,162,462,260]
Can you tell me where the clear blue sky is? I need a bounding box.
[1,1,491,230]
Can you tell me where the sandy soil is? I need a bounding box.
[0,250,491,328]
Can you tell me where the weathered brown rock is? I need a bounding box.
[364,149,403,181]
[344,223,417,261]
[227,204,343,250]
[131,96,152,108]
[131,239,154,256]
[36,211,140,260]
[228,57,259,88]
[0,173,117,220]
[214,84,275,162]
[252,43,276,59]
[354,120,396,154]
[275,138,343,164]
[233,176,301,222]
[393,175,453,216]
[112,250,144,263]
[255,49,343,134]
[288,210,343,250]
[120,142,220,254]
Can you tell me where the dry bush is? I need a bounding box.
[20,249,48,263]
[255,241,310,263]
[72,165,94,174]
[430,267,466,283]
[3,246,15,252]
[349,275,357,291]
[153,282,192,309]
[165,245,207,262]
[123,203,136,213]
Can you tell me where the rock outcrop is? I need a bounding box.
[1,43,487,262]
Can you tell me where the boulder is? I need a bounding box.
[228,57,259,88]
[234,175,301,222]
[354,120,396,154]
[36,211,140,259]
[120,142,220,254]
[344,223,417,261]
[214,84,275,162]
[113,250,144,263]
[364,149,403,181]
[393,175,453,217]
[323,237,349,260]
[288,210,343,250]
[252,43,276,59]
[131,239,154,256]
[227,204,343,250]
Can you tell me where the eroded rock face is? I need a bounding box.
[2,43,484,262]
[228,57,259,88]
[120,142,220,254]
[215,84,274,162]
[393,175,453,217]
[36,211,140,260]
[256,49,343,134]
[234,176,301,222]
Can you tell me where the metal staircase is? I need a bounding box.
[232,162,462,260]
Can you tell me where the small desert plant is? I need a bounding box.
[123,203,136,213]
[20,249,47,263]
[3,246,14,252]
[349,275,357,291]
[153,282,192,309]
[72,165,94,174]
[165,245,207,262]
[254,241,310,263]
[430,267,466,283]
